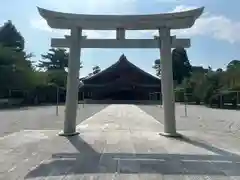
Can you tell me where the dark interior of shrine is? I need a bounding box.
[100,89,148,100]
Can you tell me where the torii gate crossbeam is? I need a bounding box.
[51,38,191,49]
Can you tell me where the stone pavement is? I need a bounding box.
[1,104,240,179]
[139,104,240,136]
[0,104,107,137]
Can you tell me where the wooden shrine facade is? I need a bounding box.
[79,55,161,101]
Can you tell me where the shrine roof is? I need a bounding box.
[82,54,160,83]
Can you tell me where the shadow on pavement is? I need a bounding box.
[25,134,240,178]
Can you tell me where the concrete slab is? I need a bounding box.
[0,104,239,179]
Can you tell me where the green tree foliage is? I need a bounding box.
[38,48,69,71]
[92,65,101,75]
[0,21,24,51]
[225,60,240,89]
[37,48,83,88]
[216,68,223,72]
[0,21,36,100]
[227,60,240,71]
[46,70,67,88]
[152,59,161,77]
[172,48,192,85]
[152,48,192,85]
[0,43,35,96]
[178,60,240,108]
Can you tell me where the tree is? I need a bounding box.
[152,59,161,77]
[226,60,240,71]
[225,60,240,88]
[172,48,192,85]
[0,21,37,99]
[152,48,192,84]
[38,48,69,71]
[191,66,208,73]
[0,21,24,52]
[38,48,83,71]
[92,65,101,75]
[216,68,223,72]
[38,48,84,87]
[180,68,226,105]
[46,70,67,87]
[0,45,36,97]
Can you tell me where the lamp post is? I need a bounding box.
[78,80,84,108]
[48,83,59,116]
[184,92,188,117]
[56,85,59,116]
[237,92,239,108]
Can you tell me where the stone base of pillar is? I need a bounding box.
[58,131,80,137]
[159,132,182,138]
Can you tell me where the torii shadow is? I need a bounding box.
[25,134,240,178]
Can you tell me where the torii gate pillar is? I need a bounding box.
[158,28,177,137]
[59,27,82,136]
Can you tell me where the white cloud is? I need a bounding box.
[32,0,139,39]
[155,0,183,3]
[39,0,137,14]
[30,17,156,40]
[30,18,69,35]
[172,5,199,12]
[83,30,116,39]
[171,5,240,43]
[136,5,240,44]
[0,20,7,24]
[30,18,52,32]
[30,18,117,39]
[31,2,240,44]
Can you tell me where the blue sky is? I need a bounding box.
[1,0,240,77]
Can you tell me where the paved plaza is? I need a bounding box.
[0,104,240,179]
[0,104,107,137]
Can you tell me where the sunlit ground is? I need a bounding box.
[0,103,240,179]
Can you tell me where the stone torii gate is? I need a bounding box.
[38,7,204,137]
